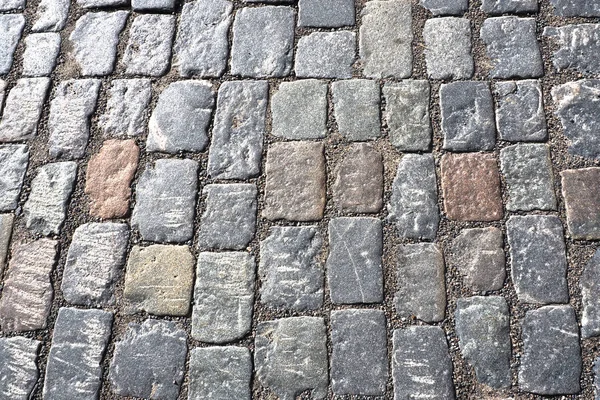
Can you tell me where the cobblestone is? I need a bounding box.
[562,168,600,240]
[123,14,175,77]
[132,0,174,10]
[482,0,538,13]
[0,213,12,274]
[32,0,69,31]
[0,144,28,211]
[22,33,60,77]
[298,0,354,27]
[99,79,152,138]
[77,0,126,8]
[582,249,600,338]
[495,80,547,142]
[423,17,473,80]
[550,0,600,17]
[0,0,24,10]
[0,78,51,142]
[0,337,40,400]
[421,0,468,15]
[295,32,356,79]
[545,24,600,75]
[0,15,24,75]
[331,79,381,141]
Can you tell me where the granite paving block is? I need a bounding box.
[0,337,40,400]
[482,0,538,13]
[0,0,24,10]
[0,78,51,142]
[0,15,24,75]
[32,0,69,31]
[295,31,356,79]
[495,80,547,142]
[123,14,175,77]
[0,144,28,211]
[331,79,381,141]
[545,24,600,75]
[420,0,468,15]
[582,249,600,338]
[0,213,13,275]
[562,168,600,240]
[550,0,600,16]
[299,0,354,27]
[595,358,600,399]
[77,0,126,7]
[99,79,152,138]
[0,79,5,110]
[22,33,60,77]
[132,0,174,9]
[423,17,474,80]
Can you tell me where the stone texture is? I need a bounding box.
[421,0,468,15]
[550,0,600,16]
[193,252,255,343]
[595,358,600,400]
[331,79,381,141]
[77,0,126,7]
[0,15,24,75]
[109,320,188,400]
[0,79,5,110]
[298,0,354,27]
[423,17,474,80]
[507,215,569,304]
[295,31,356,79]
[0,239,57,332]
[0,213,13,275]
[61,222,129,307]
[388,154,439,240]
[99,79,152,138]
[395,243,446,322]
[0,337,40,400]
[441,153,503,222]
[0,145,28,211]
[520,305,582,395]
[132,0,174,9]
[123,245,195,316]
[207,81,268,179]
[495,80,547,142]
[562,168,600,240]
[32,0,70,32]
[482,0,538,13]
[259,226,323,311]
[123,14,175,77]
[255,317,328,400]
[582,249,600,338]
[22,33,61,77]
[43,308,113,400]
[132,159,198,243]
[0,78,51,142]
[545,24,600,76]
[0,0,24,10]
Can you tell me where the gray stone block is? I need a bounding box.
[299,0,355,27]
[332,79,380,141]
[295,31,356,79]
[0,213,12,275]
[420,0,468,15]
[123,14,175,77]
[581,249,600,338]
[132,0,174,10]
[0,15,24,75]
[0,78,51,142]
[0,337,40,400]
[32,0,69,32]
[0,145,28,211]
[545,24,600,75]
[0,0,24,10]
[550,0,600,16]
[77,0,126,7]
[482,0,538,13]
[99,79,152,138]
[423,17,473,80]
[22,33,60,77]
[495,80,547,142]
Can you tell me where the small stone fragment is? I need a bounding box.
[298,0,355,27]
[0,337,40,400]
[0,145,28,211]
[332,79,381,141]
[132,0,174,10]
[99,79,152,138]
[495,80,547,142]
[423,17,474,80]
[0,15,24,75]
[581,249,600,338]
[0,78,51,142]
[545,24,600,76]
[295,31,356,79]
[0,213,13,274]
[561,168,600,240]
[22,33,61,77]
[550,0,600,17]
[420,0,468,15]
[482,0,538,13]
[123,14,175,77]
[32,0,70,32]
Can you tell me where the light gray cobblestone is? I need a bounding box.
[0,15,24,75]
[22,33,60,77]
[0,213,12,275]
[295,32,356,79]
[0,144,28,211]
[298,0,354,28]
[420,0,467,15]
[0,337,40,400]
[0,78,51,142]
[495,80,547,142]
[545,24,600,76]
[32,0,69,32]
[99,79,152,138]
[123,14,175,77]
[581,249,600,338]
[423,17,473,80]
[332,79,380,141]
[482,0,538,13]
[550,0,600,17]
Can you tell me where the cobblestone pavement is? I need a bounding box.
[2,0,600,399]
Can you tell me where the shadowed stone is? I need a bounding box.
[332,79,381,141]
[0,15,24,74]
[550,0,600,16]
[0,78,51,142]
[0,213,13,275]
[581,249,600,338]
[298,0,355,27]
[22,33,61,77]
[0,145,28,211]
[77,0,126,7]
[495,80,547,142]
[123,14,175,77]
[420,0,468,15]
[482,0,538,13]
[545,24,600,75]
[99,79,152,138]
[295,31,356,79]
[32,0,70,31]
[423,17,474,80]
[0,337,40,400]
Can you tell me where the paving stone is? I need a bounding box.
[482,0,538,13]
[32,0,69,32]
[0,337,40,400]
[550,0,600,16]
[331,309,387,395]
[595,358,600,400]
[193,252,255,343]
[43,308,113,400]
[208,83,267,181]
[520,305,581,395]
[85,139,139,219]
[23,162,77,236]
[360,0,412,78]
[420,0,468,15]
[0,145,28,211]
[562,168,600,240]
[441,153,503,222]
[188,347,252,400]
[295,31,356,79]
[132,0,174,10]
[545,24,600,76]
[0,239,57,332]
[455,296,511,389]
[333,143,383,213]
[61,223,129,307]
[395,243,446,322]
[259,226,323,311]
[0,213,13,275]
[99,79,152,138]
[298,0,354,27]
[0,79,5,110]
[109,319,188,400]
[197,184,257,250]
[264,142,326,222]
[230,6,294,78]
[0,15,24,75]
[388,154,439,240]
[392,326,455,400]
[500,144,556,212]
[331,79,381,141]
[450,227,506,292]
[132,159,198,243]
[123,14,175,77]
[383,81,432,151]
[0,78,51,142]
[495,80,547,142]
[69,11,129,76]
[0,0,24,10]
[147,80,214,153]
[423,17,474,80]
[481,17,543,79]
[582,249,600,338]
[327,217,383,305]
[77,0,126,8]
[123,245,195,316]
[22,33,60,77]
[255,317,328,400]
[440,81,496,151]
[507,215,569,304]
[48,79,101,160]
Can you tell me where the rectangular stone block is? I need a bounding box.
[22,33,61,77]
[0,15,24,74]
[99,79,152,138]
[0,78,51,142]
[421,0,468,15]
[295,31,356,79]
[123,14,175,77]
[332,79,381,141]
[545,24,600,76]
[0,144,28,211]
[423,17,473,80]
[0,337,41,400]
[298,0,355,27]
[32,0,70,31]
[550,0,600,17]
[561,168,600,239]
[495,80,547,142]
[581,248,600,338]
[0,213,13,275]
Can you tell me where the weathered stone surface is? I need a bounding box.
[24,162,77,236]
[299,0,354,27]
[550,0,600,16]
[32,0,70,31]
[22,33,60,77]
[0,337,40,400]
[207,81,268,180]
[395,243,446,322]
[0,239,57,332]
[520,305,582,395]
[507,215,569,304]
[132,0,174,10]
[109,320,188,400]
[123,14,175,77]
[85,139,139,219]
[231,6,294,78]
[99,79,152,138]
[500,144,556,212]
[441,153,503,222]
[581,249,600,338]
[0,78,51,142]
[383,81,431,151]
[332,79,381,141]
[545,24,600,76]
[450,227,505,291]
[327,217,383,304]
[0,15,24,75]
[271,80,328,140]
[455,296,511,388]
[0,145,28,211]
[188,347,252,400]
[259,226,323,311]
[255,317,328,400]
[482,0,538,13]
[43,308,113,400]
[174,0,232,78]
[197,184,257,250]
[388,154,439,240]
[77,0,126,8]
[61,223,128,307]
[440,81,496,151]
[420,0,468,15]
[124,245,195,316]
[0,79,5,110]
[0,213,13,275]
[360,0,412,78]
[392,326,455,400]
[147,80,214,153]
[69,11,129,76]
[423,17,473,80]
[132,159,198,243]
[295,31,356,79]
[0,0,24,10]
[331,310,387,395]
[264,142,326,222]
[562,168,600,240]
[193,252,255,343]
[595,358,600,400]
[48,79,101,160]
[495,80,547,142]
